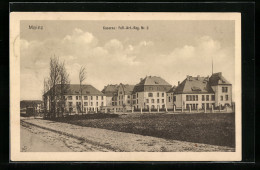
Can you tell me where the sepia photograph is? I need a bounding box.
[10,12,241,161]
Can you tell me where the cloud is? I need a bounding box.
[20,28,234,100]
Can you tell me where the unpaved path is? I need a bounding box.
[21,121,113,152]
[21,118,235,152]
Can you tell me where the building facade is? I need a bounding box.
[44,84,106,114]
[172,72,232,110]
[132,76,172,110]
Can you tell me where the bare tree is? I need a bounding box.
[49,56,61,119]
[58,61,70,117]
[79,66,86,115]
[42,78,50,118]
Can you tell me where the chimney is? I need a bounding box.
[178,81,180,85]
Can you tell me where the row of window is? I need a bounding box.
[222,87,228,93]
[168,96,176,102]
[202,95,215,101]
[148,92,165,97]
[68,101,104,107]
[145,99,165,104]
[221,95,229,101]
[67,96,104,100]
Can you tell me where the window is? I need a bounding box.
[186,104,189,109]
[101,96,104,100]
[162,93,164,97]
[162,99,164,103]
[202,103,205,109]
[152,105,155,109]
[157,93,159,97]
[196,95,198,101]
[84,102,88,106]
[84,96,88,100]
[225,95,228,100]
[127,100,130,104]
[151,99,154,103]
[186,95,189,101]
[137,100,138,104]
[79,96,82,100]
[206,103,209,109]
[91,96,93,100]
[101,102,104,106]
[157,99,160,103]
[193,95,195,101]
[128,95,130,99]
[76,96,78,100]
[133,95,136,99]
[133,101,136,104]
[148,93,153,97]
[221,96,223,101]
[206,95,209,101]
[68,96,72,100]
[168,97,171,102]
[69,102,73,107]
[96,96,98,100]
[202,95,205,101]
[211,95,215,101]
[149,87,153,90]
[146,99,149,103]
[96,102,98,106]
[137,93,138,98]
[173,96,176,102]
[91,102,93,106]
[222,87,228,93]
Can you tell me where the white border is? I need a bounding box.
[10,12,241,161]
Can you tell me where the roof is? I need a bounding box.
[209,72,231,86]
[120,84,135,95]
[174,76,214,94]
[167,85,177,93]
[133,76,172,93]
[45,84,104,96]
[138,76,171,86]
[102,84,119,97]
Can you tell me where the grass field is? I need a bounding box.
[57,113,235,147]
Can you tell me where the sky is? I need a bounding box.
[20,20,235,100]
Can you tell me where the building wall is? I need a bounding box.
[65,95,106,112]
[174,93,215,109]
[212,85,232,107]
[133,91,167,110]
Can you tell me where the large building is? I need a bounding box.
[43,84,106,114]
[173,72,232,110]
[101,83,135,112]
[132,76,172,110]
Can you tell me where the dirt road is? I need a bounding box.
[21,118,235,152]
[21,121,113,152]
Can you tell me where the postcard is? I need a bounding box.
[10,12,241,161]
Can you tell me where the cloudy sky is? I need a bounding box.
[20,20,235,100]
